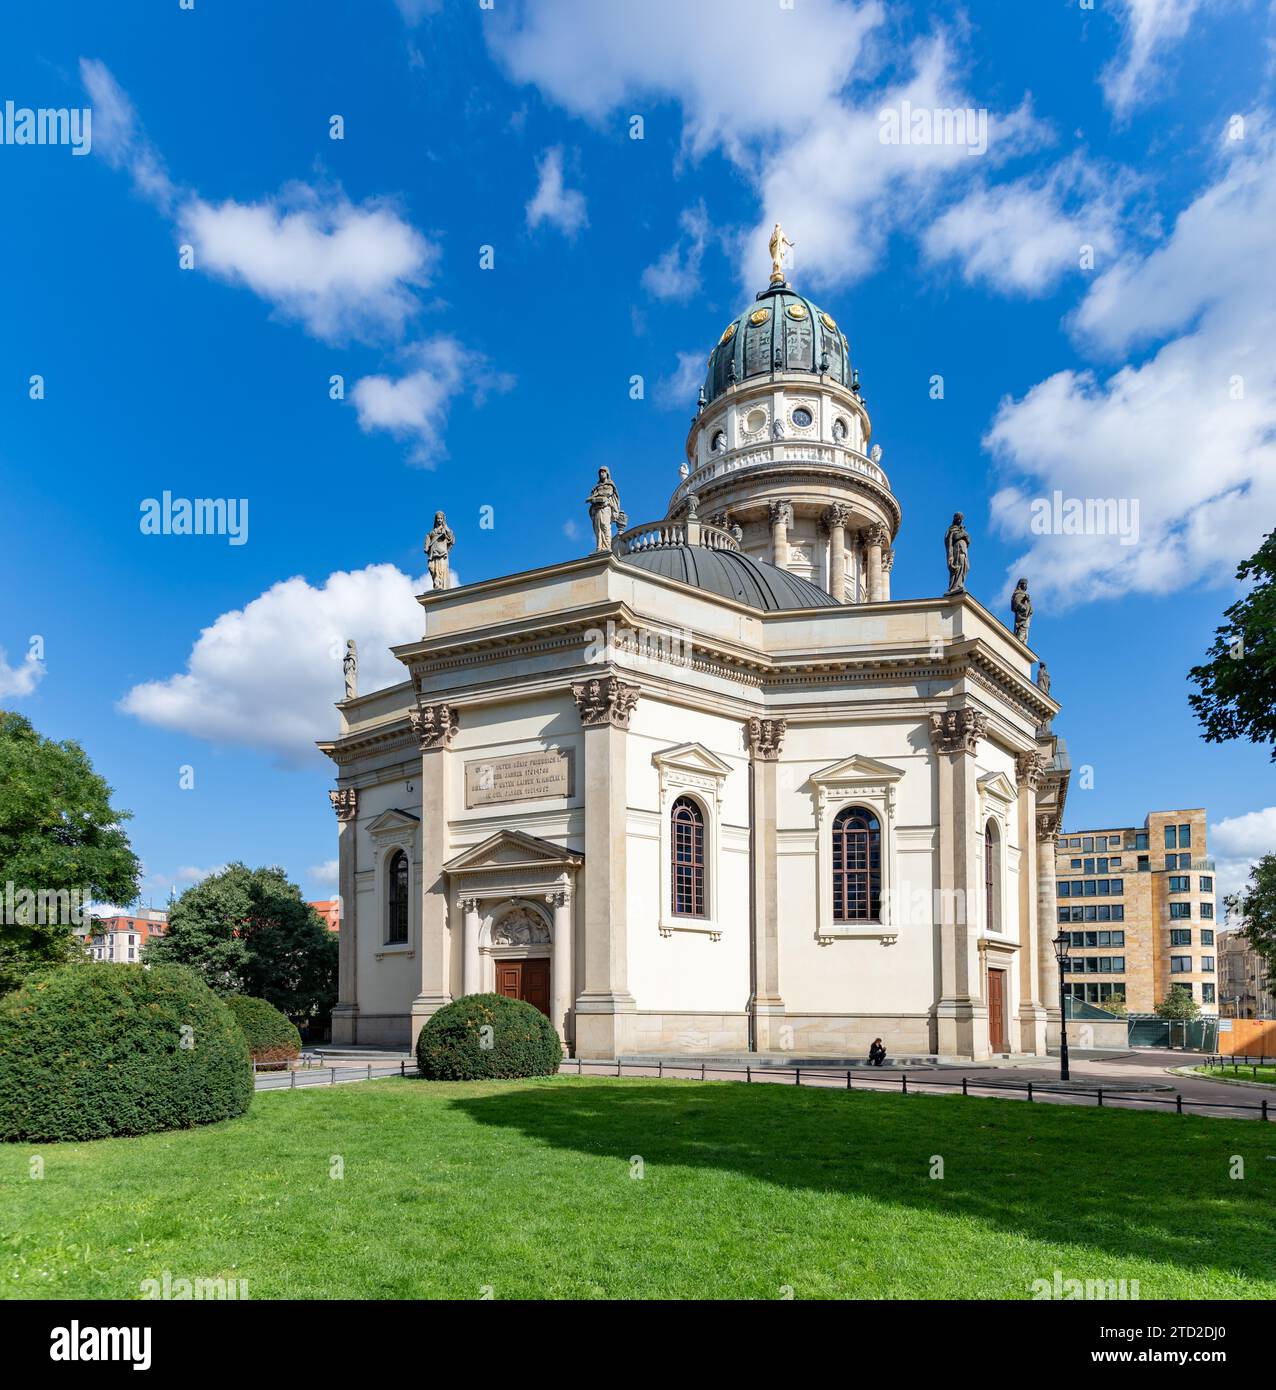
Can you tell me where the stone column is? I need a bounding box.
[929,707,989,1059]
[1015,752,1048,1054]
[461,897,481,996]
[1036,809,1062,1043]
[862,522,889,602]
[409,702,459,1046]
[572,676,639,1059]
[329,787,359,1045]
[822,504,851,602]
[768,500,793,570]
[547,888,573,1045]
[881,547,894,601]
[747,716,787,1050]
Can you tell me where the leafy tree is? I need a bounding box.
[1104,991,1128,1017]
[1189,530,1276,758]
[1154,984,1200,1021]
[0,711,140,993]
[1226,853,1276,987]
[146,862,337,1025]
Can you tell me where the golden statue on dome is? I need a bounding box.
[768,221,795,284]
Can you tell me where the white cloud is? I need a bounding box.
[655,350,706,412]
[351,336,515,465]
[307,860,340,888]
[0,647,45,698]
[641,202,713,300]
[525,146,588,238]
[179,185,434,344]
[922,156,1124,296]
[119,564,429,764]
[1210,807,1276,917]
[1101,0,1209,118]
[985,120,1276,605]
[489,0,881,160]
[79,57,176,211]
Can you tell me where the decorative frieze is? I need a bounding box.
[928,707,988,756]
[1015,750,1048,791]
[410,702,459,750]
[572,675,640,728]
[328,787,358,821]
[746,715,787,761]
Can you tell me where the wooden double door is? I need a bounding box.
[987,967,1008,1054]
[495,957,551,1018]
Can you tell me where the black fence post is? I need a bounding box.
[962,1076,968,1096]
[1263,1098,1269,1122]
[748,1065,752,1084]
[701,1062,705,1082]
[1097,1087,1104,1107]
[658,1060,663,1079]
[796,1067,801,1086]
[1176,1093,1183,1114]
[902,1073,908,1095]
[1028,1082,1034,1103]
[290,1069,296,1089]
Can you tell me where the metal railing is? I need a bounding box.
[257,1054,1274,1120]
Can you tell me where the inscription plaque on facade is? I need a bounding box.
[465,749,572,807]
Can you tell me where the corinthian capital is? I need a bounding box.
[1015,750,1048,791]
[821,503,853,534]
[572,676,640,729]
[1036,809,1061,840]
[329,787,358,821]
[768,499,793,528]
[860,521,890,549]
[746,715,787,761]
[928,707,988,756]
[410,702,459,750]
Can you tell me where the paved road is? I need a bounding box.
[256,1049,1273,1121]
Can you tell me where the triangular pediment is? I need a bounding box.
[651,742,734,779]
[978,770,1018,803]
[365,808,421,837]
[444,828,581,874]
[810,753,905,785]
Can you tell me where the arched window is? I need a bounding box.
[387,849,409,944]
[985,820,1000,933]
[671,796,706,917]
[832,805,881,921]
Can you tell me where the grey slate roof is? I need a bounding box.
[619,544,840,611]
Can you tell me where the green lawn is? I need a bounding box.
[1196,1064,1276,1086]
[3,1076,1274,1300]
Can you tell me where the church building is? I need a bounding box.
[320,241,1068,1061]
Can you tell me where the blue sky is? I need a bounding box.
[2,0,1274,910]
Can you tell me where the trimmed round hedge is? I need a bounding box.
[416,993,563,1080]
[0,963,253,1143]
[225,994,301,1070]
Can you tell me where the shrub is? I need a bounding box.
[0,963,253,1142]
[416,993,562,1080]
[226,995,302,1071]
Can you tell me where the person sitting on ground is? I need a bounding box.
[868,1037,887,1067]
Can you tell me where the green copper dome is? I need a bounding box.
[702,281,852,407]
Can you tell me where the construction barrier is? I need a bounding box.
[1216,1017,1276,1056]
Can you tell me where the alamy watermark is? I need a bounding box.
[139,1270,250,1300]
[1,101,91,155]
[1029,491,1140,546]
[140,492,249,546]
[1031,1270,1140,1300]
[2,882,88,927]
[878,100,988,156]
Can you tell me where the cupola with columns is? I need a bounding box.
[665,224,900,604]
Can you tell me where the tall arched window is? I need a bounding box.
[671,796,706,917]
[832,805,881,921]
[387,849,409,944]
[984,820,1000,933]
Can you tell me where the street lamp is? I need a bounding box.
[1052,930,1072,1081]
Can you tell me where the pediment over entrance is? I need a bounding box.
[444,828,582,876]
[364,808,422,842]
[809,753,905,786]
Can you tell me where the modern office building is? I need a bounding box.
[1054,809,1217,1014]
